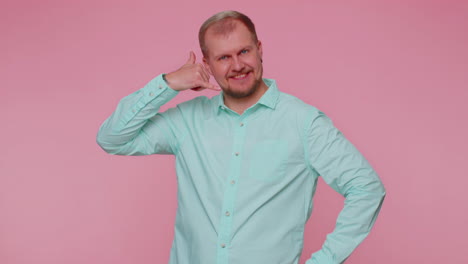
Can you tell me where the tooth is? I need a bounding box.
[232,74,246,79]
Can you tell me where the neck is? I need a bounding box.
[223,80,269,115]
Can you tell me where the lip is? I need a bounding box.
[229,72,250,80]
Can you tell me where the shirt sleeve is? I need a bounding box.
[303,109,386,264]
[96,74,181,155]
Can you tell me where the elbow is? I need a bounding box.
[377,181,387,200]
[366,172,386,200]
[370,180,386,202]
[96,131,119,155]
[368,182,386,209]
[344,177,387,203]
[96,133,110,154]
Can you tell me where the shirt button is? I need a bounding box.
[225,211,230,216]
[221,243,226,248]
[149,92,154,96]
[159,85,163,89]
[235,152,239,156]
[240,122,244,127]
[230,180,236,185]
[132,109,136,113]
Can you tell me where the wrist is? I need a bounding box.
[163,72,181,91]
[162,73,169,84]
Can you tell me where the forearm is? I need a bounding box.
[96,74,179,155]
[307,174,386,264]
[304,109,386,263]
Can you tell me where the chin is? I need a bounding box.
[224,81,260,99]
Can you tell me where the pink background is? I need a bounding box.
[2,0,467,263]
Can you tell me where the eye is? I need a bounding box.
[240,49,248,54]
[219,55,228,60]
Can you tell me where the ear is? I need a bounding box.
[203,57,213,75]
[257,40,263,60]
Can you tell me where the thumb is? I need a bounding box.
[186,51,196,64]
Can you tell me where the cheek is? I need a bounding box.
[245,57,259,68]
[211,70,226,83]
[212,65,229,77]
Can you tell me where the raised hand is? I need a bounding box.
[165,51,220,92]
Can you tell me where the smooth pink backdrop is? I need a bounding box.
[2,0,467,263]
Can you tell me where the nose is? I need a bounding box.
[231,56,244,72]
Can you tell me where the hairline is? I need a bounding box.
[199,11,258,58]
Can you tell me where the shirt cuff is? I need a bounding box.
[145,73,179,99]
[305,250,338,264]
[120,74,179,127]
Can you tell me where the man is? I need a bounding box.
[96,10,386,264]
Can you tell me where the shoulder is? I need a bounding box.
[177,95,210,107]
[277,91,324,121]
[270,91,327,140]
[174,95,216,118]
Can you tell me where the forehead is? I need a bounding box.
[204,20,256,57]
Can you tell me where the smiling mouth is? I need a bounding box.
[230,72,250,80]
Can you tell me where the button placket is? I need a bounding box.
[216,117,247,264]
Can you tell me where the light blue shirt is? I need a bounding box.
[96,74,386,264]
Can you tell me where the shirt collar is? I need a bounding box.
[215,78,280,114]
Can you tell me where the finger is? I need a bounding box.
[190,87,206,92]
[201,64,212,81]
[186,51,196,65]
[197,64,210,82]
[201,63,212,77]
[199,81,220,91]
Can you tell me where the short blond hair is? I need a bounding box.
[199,10,258,57]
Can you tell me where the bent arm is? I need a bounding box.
[96,74,180,155]
[304,110,386,264]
